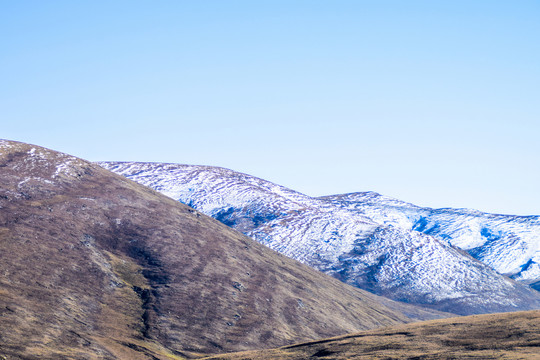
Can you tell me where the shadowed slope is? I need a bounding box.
[202,310,540,359]
[0,140,442,359]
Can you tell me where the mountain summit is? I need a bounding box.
[99,161,540,315]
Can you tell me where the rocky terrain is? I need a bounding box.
[0,140,447,359]
[99,162,540,315]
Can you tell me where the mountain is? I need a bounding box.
[98,162,540,315]
[0,140,447,359]
[202,310,540,360]
[320,192,540,290]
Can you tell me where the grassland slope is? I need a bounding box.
[0,140,445,359]
[203,310,540,359]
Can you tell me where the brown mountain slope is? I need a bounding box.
[202,310,540,360]
[0,140,447,360]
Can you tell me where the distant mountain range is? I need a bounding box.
[99,162,540,315]
[1,140,444,359]
[320,192,540,290]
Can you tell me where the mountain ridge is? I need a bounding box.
[319,191,540,289]
[99,161,540,315]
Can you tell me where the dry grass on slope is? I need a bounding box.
[202,310,540,360]
[0,140,443,359]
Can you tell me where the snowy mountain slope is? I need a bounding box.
[98,162,540,314]
[319,192,540,290]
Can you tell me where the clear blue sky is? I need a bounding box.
[2,1,539,215]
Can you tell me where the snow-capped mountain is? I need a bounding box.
[320,192,540,291]
[99,162,540,315]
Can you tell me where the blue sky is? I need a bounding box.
[2,1,539,215]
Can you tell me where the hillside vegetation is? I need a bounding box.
[0,140,446,359]
[202,310,540,360]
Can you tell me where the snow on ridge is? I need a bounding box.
[0,140,89,181]
[321,191,540,284]
[99,161,540,314]
[100,161,375,225]
[0,139,15,149]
